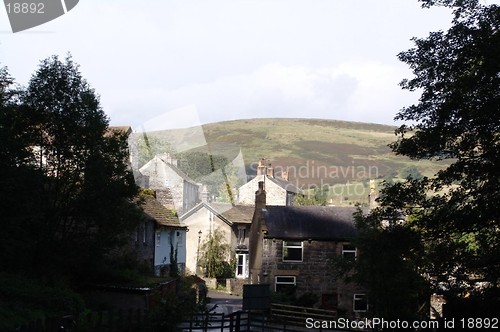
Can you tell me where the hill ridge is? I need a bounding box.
[129,117,446,204]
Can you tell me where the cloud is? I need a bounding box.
[105,61,415,127]
[3,0,446,128]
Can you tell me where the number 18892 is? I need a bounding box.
[5,2,45,14]
[460,318,499,329]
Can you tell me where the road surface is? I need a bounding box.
[207,289,243,314]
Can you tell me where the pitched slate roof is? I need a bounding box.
[220,205,254,224]
[261,206,364,241]
[267,176,301,194]
[180,202,254,225]
[159,157,199,186]
[139,156,199,186]
[141,195,185,228]
[180,202,230,222]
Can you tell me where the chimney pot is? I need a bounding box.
[257,159,267,175]
[281,170,289,181]
[266,163,274,178]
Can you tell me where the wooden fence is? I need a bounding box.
[15,304,343,332]
[270,303,337,326]
[180,305,338,332]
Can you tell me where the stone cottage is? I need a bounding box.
[237,159,301,206]
[137,153,200,215]
[179,200,254,279]
[133,192,187,276]
[248,181,367,316]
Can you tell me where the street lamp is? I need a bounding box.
[196,230,202,275]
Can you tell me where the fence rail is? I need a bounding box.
[180,311,248,332]
[270,303,337,326]
[15,305,342,332]
[181,307,339,332]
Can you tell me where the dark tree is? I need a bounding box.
[342,209,428,320]
[392,0,500,292]
[0,65,44,273]
[345,0,500,319]
[3,55,140,279]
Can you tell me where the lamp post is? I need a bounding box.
[196,230,202,275]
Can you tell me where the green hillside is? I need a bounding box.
[203,118,444,178]
[130,118,447,205]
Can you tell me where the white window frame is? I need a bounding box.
[282,241,303,262]
[275,276,296,292]
[235,253,249,278]
[342,244,357,258]
[353,293,368,312]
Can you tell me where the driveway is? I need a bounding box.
[207,290,242,314]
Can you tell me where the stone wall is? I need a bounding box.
[155,188,176,209]
[238,175,287,205]
[227,278,247,296]
[260,238,364,316]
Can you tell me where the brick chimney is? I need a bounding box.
[249,180,267,284]
[257,158,266,176]
[281,170,289,182]
[255,181,266,210]
[266,163,274,178]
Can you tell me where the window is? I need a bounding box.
[156,230,161,246]
[283,241,303,261]
[235,253,249,278]
[176,231,183,247]
[143,222,147,244]
[342,244,357,259]
[275,276,296,294]
[353,294,368,312]
[237,227,246,246]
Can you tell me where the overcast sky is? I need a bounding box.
[1,0,494,131]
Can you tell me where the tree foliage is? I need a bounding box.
[178,151,241,202]
[293,185,329,206]
[392,0,500,290]
[133,134,172,169]
[343,208,429,320]
[399,165,424,180]
[198,227,234,279]
[347,0,500,318]
[0,55,140,281]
